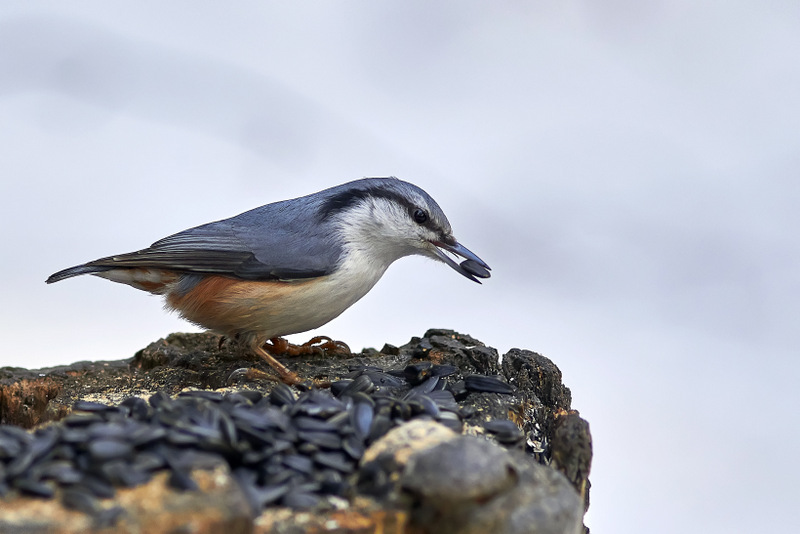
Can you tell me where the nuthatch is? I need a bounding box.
[47,177,491,384]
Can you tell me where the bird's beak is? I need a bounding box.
[430,239,492,283]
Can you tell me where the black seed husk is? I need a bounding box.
[460,259,491,278]
[0,360,528,515]
[464,374,515,395]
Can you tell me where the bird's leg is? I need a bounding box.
[226,336,331,388]
[267,336,351,356]
[251,344,308,386]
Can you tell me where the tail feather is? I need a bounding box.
[46,264,113,284]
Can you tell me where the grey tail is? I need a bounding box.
[46,264,114,284]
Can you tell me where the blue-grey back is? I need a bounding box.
[48,177,447,282]
[145,177,445,280]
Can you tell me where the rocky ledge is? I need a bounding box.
[0,329,592,534]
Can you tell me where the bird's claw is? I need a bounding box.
[267,336,351,356]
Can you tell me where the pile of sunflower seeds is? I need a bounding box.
[0,362,516,518]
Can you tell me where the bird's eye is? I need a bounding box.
[413,208,428,224]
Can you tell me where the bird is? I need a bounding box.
[47,177,491,385]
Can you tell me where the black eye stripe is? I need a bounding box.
[321,187,420,220]
[319,186,440,231]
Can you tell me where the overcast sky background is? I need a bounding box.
[1,2,798,532]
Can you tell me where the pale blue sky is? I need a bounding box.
[1,2,798,532]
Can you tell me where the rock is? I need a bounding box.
[550,409,593,514]
[0,466,251,534]
[403,435,516,503]
[0,329,592,533]
[358,420,457,501]
[402,435,584,534]
[362,420,457,467]
[0,377,65,427]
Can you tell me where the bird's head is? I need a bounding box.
[320,177,491,282]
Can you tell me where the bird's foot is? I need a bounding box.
[267,336,351,357]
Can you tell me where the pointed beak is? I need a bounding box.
[431,239,492,283]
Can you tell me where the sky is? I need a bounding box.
[1,2,799,532]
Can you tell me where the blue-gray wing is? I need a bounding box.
[80,198,343,281]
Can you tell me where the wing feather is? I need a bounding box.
[83,198,343,281]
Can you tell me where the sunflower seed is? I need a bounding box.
[483,419,525,446]
[61,487,101,514]
[405,376,440,398]
[338,375,376,397]
[283,454,314,475]
[268,384,296,407]
[13,477,55,498]
[431,364,458,378]
[313,451,353,473]
[460,259,491,279]
[464,374,515,395]
[403,361,433,385]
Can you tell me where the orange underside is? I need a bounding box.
[166,274,312,338]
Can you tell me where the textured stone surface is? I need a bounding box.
[0,466,252,534]
[403,435,584,534]
[0,329,592,533]
[403,434,517,502]
[362,419,456,467]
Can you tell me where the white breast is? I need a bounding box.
[266,245,391,336]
